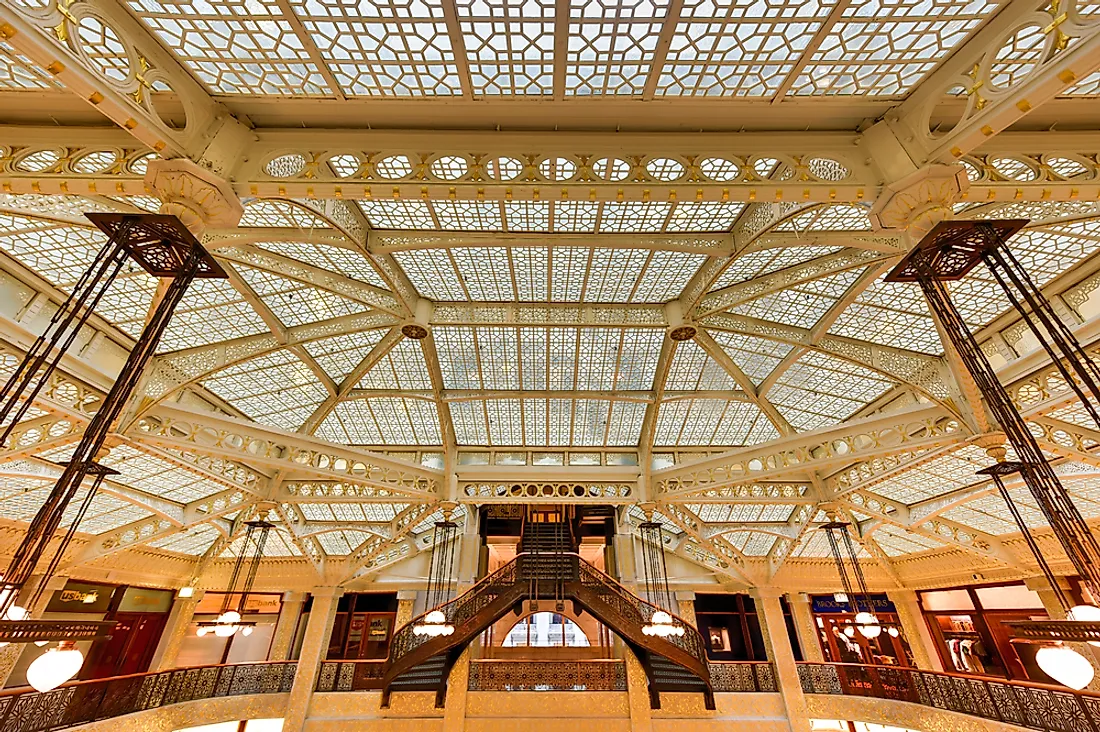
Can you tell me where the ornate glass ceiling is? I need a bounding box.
[2,0,1100,585]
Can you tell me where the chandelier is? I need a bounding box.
[413,517,458,638]
[197,520,272,639]
[638,515,684,638]
[822,521,889,640]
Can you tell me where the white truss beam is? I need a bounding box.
[654,403,966,497]
[129,404,444,496]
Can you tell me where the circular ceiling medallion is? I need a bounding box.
[669,325,697,342]
[401,323,429,340]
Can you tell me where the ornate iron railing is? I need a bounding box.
[387,557,520,666]
[799,662,1100,732]
[467,659,627,691]
[574,558,708,665]
[315,660,386,692]
[0,661,296,732]
[707,662,777,692]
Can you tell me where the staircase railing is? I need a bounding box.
[387,558,521,667]
[574,558,708,665]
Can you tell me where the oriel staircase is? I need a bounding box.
[380,508,713,710]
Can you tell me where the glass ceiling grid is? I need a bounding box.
[708,331,794,385]
[303,329,390,382]
[256,241,389,289]
[790,0,994,98]
[566,0,670,95]
[358,338,433,389]
[288,0,462,96]
[729,268,864,328]
[203,350,330,430]
[458,0,555,95]
[666,340,737,390]
[710,245,845,291]
[160,278,271,352]
[658,0,835,97]
[236,266,370,328]
[0,41,62,89]
[126,0,332,96]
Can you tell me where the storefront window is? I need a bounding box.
[693,594,800,661]
[919,582,1049,682]
[810,594,913,668]
[178,592,283,666]
[326,593,397,660]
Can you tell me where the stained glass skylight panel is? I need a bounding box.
[358,200,438,229]
[316,398,441,444]
[203,350,329,430]
[457,0,555,94]
[0,214,110,285]
[554,202,600,232]
[435,201,504,231]
[159,278,270,352]
[449,248,513,300]
[790,0,993,97]
[871,524,944,556]
[708,331,794,385]
[473,328,521,389]
[728,268,864,328]
[655,399,775,445]
[767,350,893,429]
[297,502,405,523]
[256,241,389,289]
[658,0,835,97]
[869,446,990,504]
[392,249,466,299]
[666,340,737,390]
[723,531,777,556]
[828,276,940,353]
[240,199,333,229]
[710,245,845,291]
[303,329,390,382]
[505,203,551,232]
[773,204,871,232]
[566,0,669,95]
[358,338,432,389]
[599,202,672,232]
[317,529,379,555]
[127,0,331,95]
[664,202,746,231]
[288,0,463,96]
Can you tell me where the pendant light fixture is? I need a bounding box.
[979,461,1097,690]
[822,521,888,640]
[412,516,458,638]
[197,520,273,639]
[638,514,684,638]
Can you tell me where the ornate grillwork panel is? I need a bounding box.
[315,661,386,692]
[798,663,1100,732]
[707,662,776,692]
[0,662,296,732]
[467,660,627,692]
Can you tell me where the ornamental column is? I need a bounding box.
[283,587,343,732]
[787,593,824,663]
[886,589,943,671]
[268,591,307,661]
[676,590,697,628]
[395,589,417,627]
[753,589,811,732]
[149,589,204,672]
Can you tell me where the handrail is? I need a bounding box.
[798,661,1100,732]
[383,552,711,697]
[467,658,627,692]
[0,660,296,732]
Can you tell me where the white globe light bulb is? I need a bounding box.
[844,626,856,638]
[214,624,237,637]
[196,627,208,637]
[27,645,84,693]
[6,605,28,621]
[242,626,253,636]
[1036,645,1095,690]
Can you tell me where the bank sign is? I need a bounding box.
[811,594,897,614]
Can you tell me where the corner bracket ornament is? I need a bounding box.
[145,158,244,236]
[869,165,970,242]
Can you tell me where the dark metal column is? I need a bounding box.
[886,220,1100,598]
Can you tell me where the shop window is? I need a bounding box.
[919,581,1052,682]
[810,594,913,668]
[693,594,768,661]
[326,593,397,660]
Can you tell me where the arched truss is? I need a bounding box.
[2,188,1100,587]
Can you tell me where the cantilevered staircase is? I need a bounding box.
[380,511,713,709]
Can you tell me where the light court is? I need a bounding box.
[0,1,1099,731]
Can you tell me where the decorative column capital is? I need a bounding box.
[145,158,243,236]
[869,164,969,242]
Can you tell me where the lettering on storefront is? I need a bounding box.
[811,594,897,614]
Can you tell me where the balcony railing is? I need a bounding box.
[315,660,386,692]
[708,661,777,693]
[467,659,627,691]
[0,661,296,732]
[799,662,1100,732]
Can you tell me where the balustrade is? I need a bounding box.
[467,660,627,691]
[707,661,778,693]
[0,661,295,732]
[315,660,386,692]
[799,662,1100,732]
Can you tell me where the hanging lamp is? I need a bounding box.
[638,513,684,638]
[412,515,458,638]
[197,520,273,639]
[821,521,898,640]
